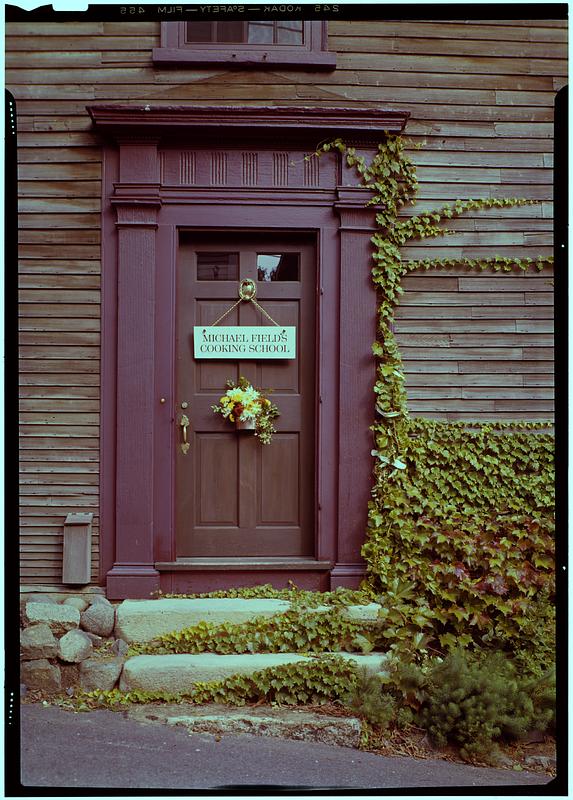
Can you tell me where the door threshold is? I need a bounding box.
[155,558,333,571]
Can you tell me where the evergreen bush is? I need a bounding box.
[346,650,555,764]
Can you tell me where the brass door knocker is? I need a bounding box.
[238,279,256,301]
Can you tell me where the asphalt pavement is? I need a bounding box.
[14,703,552,793]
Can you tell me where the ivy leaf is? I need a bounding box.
[532,554,553,570]
[352,634,375,654]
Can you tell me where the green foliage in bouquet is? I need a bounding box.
[212,376,279,444]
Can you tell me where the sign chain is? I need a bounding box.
[210,299,242,328]
[208,280,282,328]
[250,298,281,328]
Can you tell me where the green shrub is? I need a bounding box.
[344,667,397,729]
[420,650,553,763]
[345,650,555,763]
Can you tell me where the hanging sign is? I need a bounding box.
[194,326,296,359]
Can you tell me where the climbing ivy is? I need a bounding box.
[154,584,373,606]
[311,137,555,666]
[131,608,377,657]
[72,656,360,710]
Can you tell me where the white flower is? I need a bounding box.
[243,386,260,403]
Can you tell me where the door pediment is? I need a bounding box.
[88,104,410,145]
[89,105,410,200]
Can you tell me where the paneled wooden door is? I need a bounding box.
[175,231,316,557]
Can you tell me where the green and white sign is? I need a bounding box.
[194,326,296,359]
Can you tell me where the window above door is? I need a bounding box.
[152,20,336,70]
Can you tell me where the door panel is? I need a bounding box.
[196,434,238,525]
[259,434,300,524]
[175,231,316,558]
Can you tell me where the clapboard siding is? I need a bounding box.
[9,17,563,584]
[396,265,555,420]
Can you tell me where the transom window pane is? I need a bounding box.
[257,253,300,282]
[186,21,304,46]
[197,253,239,281]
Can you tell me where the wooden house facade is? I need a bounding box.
[10,13,565,598]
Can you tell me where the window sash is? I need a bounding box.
[153,21,335,69]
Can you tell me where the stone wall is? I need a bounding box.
[20,593,128,694]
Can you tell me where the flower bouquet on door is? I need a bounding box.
[212,376,279,444]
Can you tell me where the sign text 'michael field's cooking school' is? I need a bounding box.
[193,326,297,359]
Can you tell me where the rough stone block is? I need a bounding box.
[58,629,93,663]
[83,632,105,647]
[524,755,556,770]
[21,659,61,692]
[90,595,113,607]
[24,593,58,605]
[119,652,390,694]
[60,664,81,689]
[335,652,390,672]
[115,598,292,643]
[341,603,382,622]
[112,638,130,658]
[81,602,115,637]
[166,709,362,748]
[62,596,89,613]
[119,653,310,693]
[20,624,58,660]
[24,602,80,635]
[80,656,124,691]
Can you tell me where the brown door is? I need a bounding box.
[175,231,316,557]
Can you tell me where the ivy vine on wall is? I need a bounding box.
[311,137,555,666]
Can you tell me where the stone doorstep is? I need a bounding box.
[119,652,389,693]
[115,598,382,644]
[127,702,362,749]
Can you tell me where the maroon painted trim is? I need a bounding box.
[151,49,336,70]
[155,560,333,571]
[334,193,378,572]
[315,225,340,564]
[330,564,368,591]
[87,105,410,136]
[152,20,336,70]
[93,105,407,598]
[166,570,331,594]
[154,223,177,566]
[99,145,119,587]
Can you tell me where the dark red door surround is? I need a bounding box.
[89,106,409,599]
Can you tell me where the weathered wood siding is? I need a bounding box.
[9,18,565,584]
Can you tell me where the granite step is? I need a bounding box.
[119,652,389,693]
[127,702,363,748]
[114,598,381,643]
